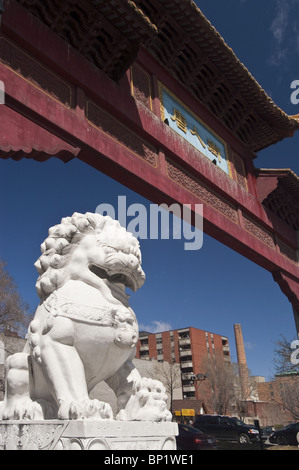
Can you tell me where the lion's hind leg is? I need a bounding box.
[106,360,172,422]
[1,352,44,420]
[39,317,113,420]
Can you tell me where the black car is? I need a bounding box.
[176,424,217,450]
[269,422,299,446]
[261,426,275,437]
[193,415,260,444]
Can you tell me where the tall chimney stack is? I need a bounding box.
[234,324,250,399]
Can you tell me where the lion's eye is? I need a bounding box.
[104,246,118,254]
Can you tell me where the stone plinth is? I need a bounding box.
[0,420,178,450]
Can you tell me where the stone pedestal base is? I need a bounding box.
[0,420,178,450]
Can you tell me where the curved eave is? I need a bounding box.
[143,0,299,151]
[257,168,299,197]
[256,168,299,230]
[189,1,299,131]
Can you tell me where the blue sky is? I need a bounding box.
[1,1,299,380]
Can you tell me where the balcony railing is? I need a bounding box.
[181,361,193,368]
[179,349,192,357]
[182,385,195,392]
[179,338,190,346]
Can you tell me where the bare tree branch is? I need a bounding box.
[273,335,299,373]
[202,354,237,415]
[278,380,299,421]
[154,361,181,413]
[0,259,31,337]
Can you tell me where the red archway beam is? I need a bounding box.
[0,105,80,162]
[1,59,299,281]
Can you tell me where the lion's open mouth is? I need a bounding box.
[89,264,138,291]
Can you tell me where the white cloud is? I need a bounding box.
[293,22,299,53]
[244,341,256,351]
[269,0,289,65]
[269,0,299,65]
[139,320,172,333]
[270,2,288,44]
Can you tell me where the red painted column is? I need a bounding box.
[273,272,299,336]
[293,308,299,339]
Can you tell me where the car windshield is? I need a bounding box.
[231,417,245,426]
[284,423,295,430]
[179,424,203,435]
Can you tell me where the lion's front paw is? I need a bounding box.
[117,377,172,422]
[1,397,45,421]
[58,399,113,420]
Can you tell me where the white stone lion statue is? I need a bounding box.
[0,212,171,422]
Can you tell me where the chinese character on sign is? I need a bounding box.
[191,125,206,149]
[171,108,187,133]
[207,139,222,162]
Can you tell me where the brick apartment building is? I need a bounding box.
[136,327,230,400]
[258,371,299,401]
[256,371,299,425]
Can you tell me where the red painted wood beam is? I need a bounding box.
[1,60,298,281]
[0,105,79,161]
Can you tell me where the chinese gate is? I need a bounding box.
[1,0,299,334]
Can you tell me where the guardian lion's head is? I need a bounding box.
[35,212,145,300]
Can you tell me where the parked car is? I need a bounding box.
[176,423,217,450]
[269,422,299,446]
[193,415,260,444]
[261,426,275,438]
[231,417,267,441]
